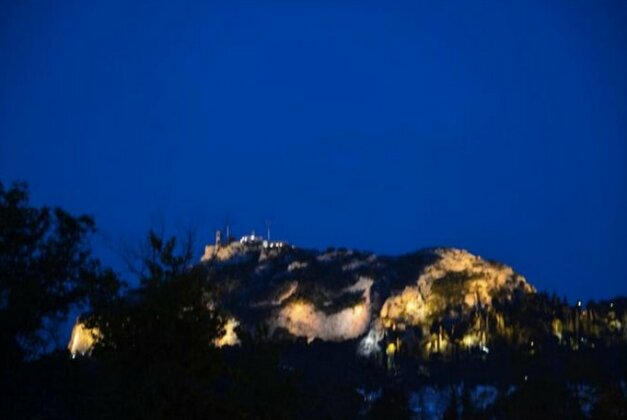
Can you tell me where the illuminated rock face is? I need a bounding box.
[358,323,385,356]
[202,242,247,262]
[380,248,533,328]
[68,322,101,357]
[271,277,373,342]
[214,318,240,347]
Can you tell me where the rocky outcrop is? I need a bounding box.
[202,243,534,352]
[69,242,535,356]
[380,248,533,327]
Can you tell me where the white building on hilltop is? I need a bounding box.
[201,228,289,262]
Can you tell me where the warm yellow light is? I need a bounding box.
[461,333,479,348]
[405,300,418,313]
[68,322,101,357]
[214,318,240,347]
[291,301,308,315]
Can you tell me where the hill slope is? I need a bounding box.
[201,240,534,355]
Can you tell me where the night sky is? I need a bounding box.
[1,0,626,301]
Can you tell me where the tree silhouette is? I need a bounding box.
[0,181,117,365]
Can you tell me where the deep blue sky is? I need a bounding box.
[1,0,626,301]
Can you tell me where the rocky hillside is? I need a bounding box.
[65,235,627,418]
[200,238,535,355]
[71,236,626,363]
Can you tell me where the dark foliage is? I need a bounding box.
[0,181,119,365]
[488,377,584,420]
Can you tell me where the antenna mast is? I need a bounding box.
[224,215,231,243]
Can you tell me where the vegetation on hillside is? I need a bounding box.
[1,181,625,419]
